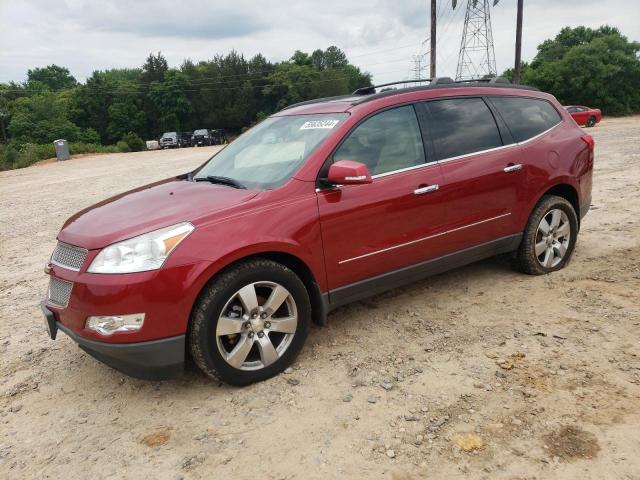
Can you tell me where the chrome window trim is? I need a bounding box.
[368,121,561,178]
[515,121,562,145]
[317,110,562,184]
[338,212,511,264]
[371,161,438,179]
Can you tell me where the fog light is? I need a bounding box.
[85,314,145,336]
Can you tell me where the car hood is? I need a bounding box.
[58,177,259,249]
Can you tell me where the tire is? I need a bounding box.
[189,259,311,385]
[516,195,578,275]
[586,116,596,127]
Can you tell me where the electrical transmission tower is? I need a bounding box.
[455,0,497,80]
[411,54,427,80]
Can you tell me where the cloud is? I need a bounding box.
[0,0,638,84]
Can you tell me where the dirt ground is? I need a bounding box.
[1,117,639,480]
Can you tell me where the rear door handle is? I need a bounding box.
[503,164,523,173]
[414,184,439,195]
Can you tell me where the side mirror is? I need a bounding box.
[326,160,373,185]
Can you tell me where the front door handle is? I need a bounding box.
[503,164,523,173]
[414,184,439,195]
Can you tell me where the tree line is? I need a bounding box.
[503,26,640,115]
[0,46,371,169]
[1,26,639,170]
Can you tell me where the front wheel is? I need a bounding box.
[189,259,311,385]
[517,195,578,275]
[586,116,596,127]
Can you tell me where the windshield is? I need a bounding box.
[194,129,208,135]
[162,132,177,138]
[194,113,347,189]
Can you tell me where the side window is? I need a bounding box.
[333,105,426,176]
[490,96,562,143]
[425,98,503,160]
[566,107,578,113]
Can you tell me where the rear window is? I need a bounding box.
[425,98,503,160]
[489,97,561,143]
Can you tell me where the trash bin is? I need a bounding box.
[53,139,70,161]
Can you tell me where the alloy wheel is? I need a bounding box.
[535,208,571,268]
[215,281,298,371]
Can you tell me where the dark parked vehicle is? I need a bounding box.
[179,132,193,148]
[210,129,228,145]
[42,77,593,385]
[192,129,213,146]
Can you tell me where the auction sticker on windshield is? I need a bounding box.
[300,119,341,130]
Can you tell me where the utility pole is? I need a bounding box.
[514,0,524,84]
[430,0,437,78]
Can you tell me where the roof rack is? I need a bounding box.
[280,76,536,112]
[454,76,511,84]
[352,77,465,95]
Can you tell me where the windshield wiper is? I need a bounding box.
[194,175,246,189]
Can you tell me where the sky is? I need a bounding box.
[0,0,639,85]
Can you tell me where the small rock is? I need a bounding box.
[286,378,300,386]
[284,367,293,374]
[452,432,484,452]
[342,394,353,402]
[182,453,205,470]
[495,370,507,379]
[381,380,394,391]
[367,396,378,404]
[559,364,569,370]
[9,405,22,413]
[404,414,419,422]
[386,449,396,458]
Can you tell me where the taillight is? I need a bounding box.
[581,134,595,151]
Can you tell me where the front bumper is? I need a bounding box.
[41,302,185,380]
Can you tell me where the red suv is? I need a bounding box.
[42,77,594,385]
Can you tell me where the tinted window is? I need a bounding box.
[490,97,561,143]
[425,98,502,160]
[333,105,426,176]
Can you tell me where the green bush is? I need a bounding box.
[116,140,130,152]
[121,131,145,152]
[79,128,101,144]
[0,141,123,170]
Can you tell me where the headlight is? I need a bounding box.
[87,222,194,274]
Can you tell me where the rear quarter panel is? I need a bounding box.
[517,105,592,228]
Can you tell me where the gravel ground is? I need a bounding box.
[1,118,639,480]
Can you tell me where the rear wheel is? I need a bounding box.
[189,259,311,385]
[517,195,578,275]
[586,116,596,127]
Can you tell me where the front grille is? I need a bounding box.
[51,242,88,271]
[47,277,73,308]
